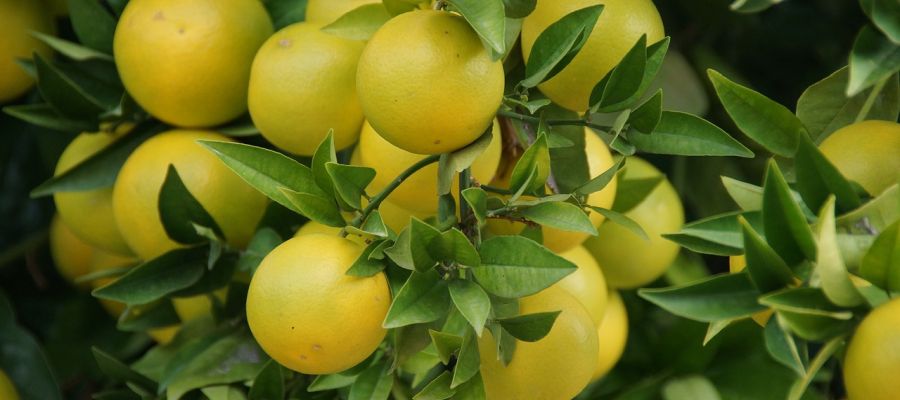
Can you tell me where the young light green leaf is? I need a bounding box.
[762,160,818,265]
[814,197,866,307]
[794,136,863,213]
[860,221,900,293]
[590,35,647,112]
[279,188,346,227]
[521,5,604,88]
[347,241,388,277]
[498,311,560,342]
[663,211,762,256]
[451,330,481,388]
[629,89,663,133]
[249,360,283,400]
[575,157,625,196]
[434,229,481,267]
[836,184,899,234]
[31,31,113,61]
[92,247,207,305]
[322,3,392,41]
[708,69,805,156]
[448,280,491,336]
[473,236,577,298]
[628,111,754,157]
[590,207,648,240]
[326,162,376,210]
[759,288,855,341]
[740,217,795,292]
[764,318,807,376]
[159,165,224,244]
[509,134,551,195]
[384,271,451,329]
[638,273,767,322]
[414,371,455,400]
[847,25,900,96]
[521,202,597,235]
[722,176,764,211]
[447,0,507,57]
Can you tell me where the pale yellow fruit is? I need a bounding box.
[172,289,227,322]
[357,10,504,154]
[556,246,608,325]
[0,0,52,103]
[585,157,683,289]
[357,119,502,214]
[247,234,391,374]
[49,215,94,287]
[148,326,180,345]
[819,120,900,196]
[592,291,628,381]
[249,22,365,155]
[843,297,900,400]
[54,128,134,256]
[487,129,618,253]
[479,285,598,400]
[0,369,19,400]
[350,148,434,233]
[728,255,774,327]
[112,130,268,260]
[113,0,273,127]
[521,0,665,111]
[305,0,380,23]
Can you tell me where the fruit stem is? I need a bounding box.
[346,154,442,233]
[497,109,613,131]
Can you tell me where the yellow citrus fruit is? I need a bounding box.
[357,119,502,214]
[113,0,273,127]
[173,289,227,322]
[486,129,617,253]
[54,128,134,256]
[593,290,628,381]
[728,255,773,327]
[584,157,683,289]
[305,0,380,23]
[0,0,52,103]
[249,22,365,156]
[90,248,137,318]
[357,10,505,154]
[49,215,94,287]
[147,325,179,345]
[0,369,19,400]
[349,148,434,233]
[521,0,664,111]
[556,246,608,325]
[819,120,900,196]
[247,234,391,374]
[112,130,268,260]
[843,297,900,400]
[479,285,598,400]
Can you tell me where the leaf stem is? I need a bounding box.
[497,109,612,131]
[854,76,889,123]
[346,154,441,233]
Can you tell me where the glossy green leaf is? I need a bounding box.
[451,374,486,400]
[322,3,392,41]
[521,5,604,88]
[722,176,764,211]
[434,229,480,267]
[638,273,766,322]
[3,103,97,132]
[236,228,282,275]
[590,35,647,112]
[116,301,179,332]
[574,157,625,197]
[815,197,866,307]
[349,359,393,400]
[201,386,247,400]
[384,270,451,328]
[522,201,597,235]
[33,53,105,118]
[383,0,420,16]
[794,136,863,213]
[860,221,900,292]
[448,280,491,336]
[611,175,663,214]
[308,373,357,392]
[629,111,754,157]
[473,236,576,298]
[708,69,805,156]
[407,218,442,272]
[509,134,550,195]
[326,162,376,210]
[498,311,560,342]
[280,188,346,227]
[764,318,807,376]
[837,184,899,234]
[629,89,664,133]
[158,165,225,244]
[264,0,307,29]
[414,371,455,400]
[462,187,488,227]
[248,360,283,400]
[311,131,337,198]
[166,331,268,400]
[730,0,782,13]
[347,240,388,277]
[664,211,762,256]
[69,0,117,53]
[452,330,480,388]
[93,247,207,305]
[661,375,721,400]
[590,207,649,240]
[503,0,536,18]
[447,0,506,57]
[860,0,900,43]
[847,25,900,96]
[740,217,795,292]
[762,160,818,265]
[760,288,855,341]
[92,348,157,392]
[430,330,463,365]
[32,31,113,61]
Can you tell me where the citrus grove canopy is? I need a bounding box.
[0,0,898,399]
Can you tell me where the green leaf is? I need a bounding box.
[473,236,576,298]
[33,53,105,118]
[764,318,807,376]
[383,0,420,16]
[202,386,247,400]
[263,0,307,29]
[860,221,900,293]
[308,373,357,392]
[664,211,762,256]
[441,126,495,188]
[451,330,480,388]
[629,111,754,157]
[447,0,506,57]
[326,162,376,210]
[545,106,590,193]
[384,271,451,329]
[92,348,157,393]
[433,229,480,267]
[166,331,269,400]
[498,311,560,342]
[762,160,818,265]
[796,67,899,142]
[638,273,767,322]
[280,188,346,227]
[815,197,866,307]
[509,134,550,195]
[311,131,337,199]
[414,371,455,400]
[93,247,207,305]
[794,136,862,213]
[521,5,604,88]
[3,103,98,132]
[69,0,117,53]
[236,228,282,275]
[322,3,392,41]
[503,0,536,18]
[861,0,900,43]
[116,301,180,332]
[521,201,597,235]
[451,374,485,400]
[740,217,795,292]
[347,241,388,277]
[158,165,225,244]
[448,280,491,336]
[730,0,782,13]
[612,175,664,214]
[590,35,647,112]
[629,90,664,133]
[837,184,899,234]
[430,330,463,365]
[248,360,283,400]
[31,31,113,61]
[408,218,442,272]
[759,288,855,341]
[574,157,625,197]
[199,140,328,216]
[462,188,488,227]
[0,294,62,400]
[722,176,765,211]
[708,69,805,157]
[661,375,722,400]
[349,359,393,400]
[847,25,900,96]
